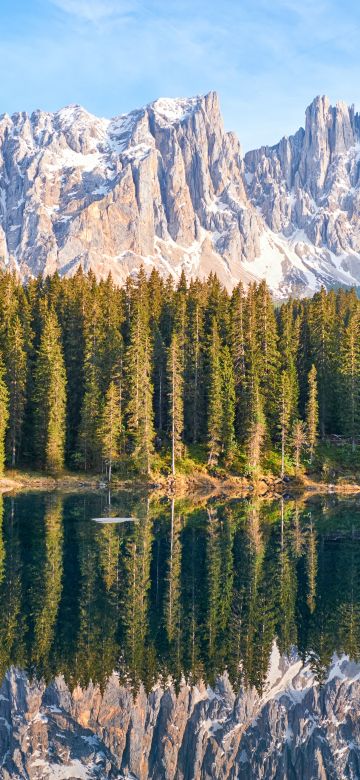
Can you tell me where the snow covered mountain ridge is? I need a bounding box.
[1,91,360,296]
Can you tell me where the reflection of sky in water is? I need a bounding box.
[1,491,360,693]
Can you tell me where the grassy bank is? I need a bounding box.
[1,441,360,498]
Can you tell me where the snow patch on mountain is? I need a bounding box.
[1,91,360,296]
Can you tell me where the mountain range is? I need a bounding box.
[1,648,360,779]
[1,92,360,296]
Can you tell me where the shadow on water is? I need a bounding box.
[0,490,360,694]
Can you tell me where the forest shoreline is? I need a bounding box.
[1,467,360,499]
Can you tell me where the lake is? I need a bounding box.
[1,490,360,778]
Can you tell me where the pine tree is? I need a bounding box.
[126,270,155,476]
[77,291,103,471]
[278,371,292,479]
[78,365,102,471]
[3,315,27,466]
[0,358,9,476]
[33,308,67,472]
[339,310,360,449]
[243,283,260,442]
[152,324,167,438]
[99,380,122,481]
[246,379,266,473]
[230,282,246,439]
[255,281,280,435]
[306,365,319,464]
[309,287,336,437]
[278,300,300,421]
[220,346,236,460]
[292,419,307,471]
[207,319,222,465]
[167,332,184,476]
[184,281,205,444]
[60,269,88,460]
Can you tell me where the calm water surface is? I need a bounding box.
[1,491,360,693]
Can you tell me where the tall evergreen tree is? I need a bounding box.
[33,308,67,472]
[184,281,205,444]
[167,332,184,476]
[306,365,319,464]
[339,310,360,449]
[255,281,280,434]
[220,346,236,460]
[246,379,266,473]
[230,282,246,439]
[78,365,102,472]
[3,315,27,466]
[292,419,307,472]
[278,371,292,478]
[152,324,167,438]
[207,319,222,465]
[126,270,155,475]
[99,380,123,481]
[309,287,336,437]
[0,358,9,476]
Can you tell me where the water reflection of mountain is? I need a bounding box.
[1,491,360,693]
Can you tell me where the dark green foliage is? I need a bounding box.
[0,357,9,475]
[33,308,67,472]
[0,269,359,476]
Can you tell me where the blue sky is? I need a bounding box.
[1,0,360,149]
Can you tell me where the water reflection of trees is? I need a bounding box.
[0,492,360,692]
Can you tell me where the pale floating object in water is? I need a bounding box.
[92,517,137,524]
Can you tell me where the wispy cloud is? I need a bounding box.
[50,0,137,23]
[1,0,360,150]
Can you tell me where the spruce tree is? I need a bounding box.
[243,283,260,442]
[246,379,266,473]
[278,300,300,421]
[220,346,236,460]
[167,332,184,476]
[306,365,319,464]
[278,371,292,478]
[255,281,280,435]
[152,324,167,438]
[100,380,122,481]
[126,269,155,476]
[77,292,103,471]
[0,358,9,476]
[309,287,336,437]
[230,282,246,439]
[339,311,360,449]
[78,365,102,471]
[33,308,67,472]
[292,419,307,472]
[207,319,222,465]
[3,315,27,466]
[60,269,88,460]
[184,281,205,444]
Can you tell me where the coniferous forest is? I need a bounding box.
[0,266,359,480]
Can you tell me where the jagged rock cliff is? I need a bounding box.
[1,648,360,779]
[0,93,260,291]
[244,95,360,294]
[1,92,360,295]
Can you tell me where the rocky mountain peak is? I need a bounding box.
[243,95,360,294]
[1,91,360,296]
[298,94,360,195]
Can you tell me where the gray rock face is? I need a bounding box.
[2,92,360,296]
[244,96,360,294]
[1,648,360,779]
[0,93,261,291]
